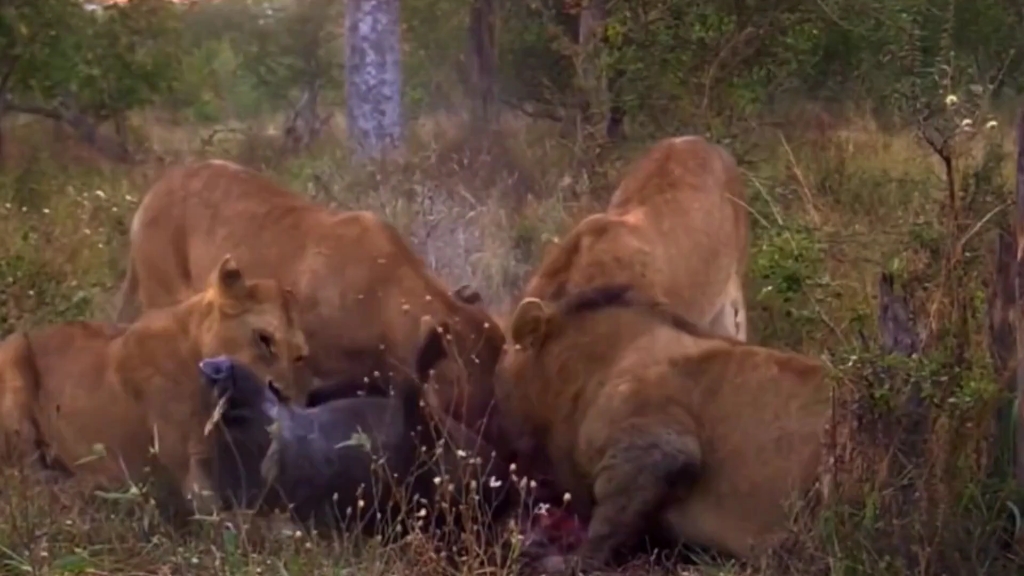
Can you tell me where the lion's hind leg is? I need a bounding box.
[576,427,702,568]
[0,333,44,467]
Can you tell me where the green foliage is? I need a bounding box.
[233,0,344,110]
[748,215,829,350]
[400,0,468,114]
[0,0,93,99]
[491,0,1024,138]
[0,0,184,120]
[495,1,577,114]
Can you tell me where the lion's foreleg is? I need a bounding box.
[149,419,220,520]
[577,428,702,567]
[182,437,220,518]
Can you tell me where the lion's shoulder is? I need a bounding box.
[30,321,128,349]
[523,213,645,301]
[142,158,307,214]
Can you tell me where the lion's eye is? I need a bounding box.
[253,329,276,359]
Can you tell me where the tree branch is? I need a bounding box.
[3,100,64,121]
[4,98,134,163]
[0,55,21,97]
[498,95,566,123]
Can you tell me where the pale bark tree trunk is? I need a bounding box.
[344,0,402,160]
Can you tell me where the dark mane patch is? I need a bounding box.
[551,283,739,343]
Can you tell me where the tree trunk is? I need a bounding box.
[988,229,1017,482]
[0,106,5,165]
[1014,108,1024,499]
[577,0,626,141]
[344,0,403,160]
[283,80,331,154]
[576,0,606,134]
[466,0,497,127]
[606,66,626,141]
[989,229,1016,377]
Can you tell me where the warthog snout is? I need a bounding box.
[199,355,233,383]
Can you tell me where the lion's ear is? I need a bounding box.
[416,315,450,382]
[510,298,552,350]
[452,284,482,305]
[209,254,248,301]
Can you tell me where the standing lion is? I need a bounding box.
[522,136,750,340]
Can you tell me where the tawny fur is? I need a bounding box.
[498,285,829,565]
[0,256,309,518]
[522,136,750,340]
[114,160,506,439]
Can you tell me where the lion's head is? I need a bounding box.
[194,255,311,403]
[415,291,508,446]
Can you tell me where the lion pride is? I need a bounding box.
[497,284,829,566]
[113,160,506,447]
[0,256,309,518]
[523,135,750,340]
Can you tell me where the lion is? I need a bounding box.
[0,255,309,519]
[522,136,750,340]
[114,160,507,451]
[497,284,830,567]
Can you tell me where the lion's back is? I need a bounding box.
[525,136,749,328]
[573,330,828,557]
[659,341,829,557]
[521,214,662,303]
[127,160,389,311]
[26,322,125,394]
[608,136,746,260]
[608,136,743,212]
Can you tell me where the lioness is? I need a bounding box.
[522,136,750,340]
[0,256,309,518]
[114,160,507,449]
[198,354,517,546]
[497,284,829,567]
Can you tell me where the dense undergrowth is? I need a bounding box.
[0,104,1022,575]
